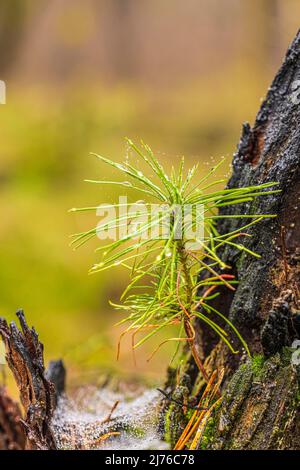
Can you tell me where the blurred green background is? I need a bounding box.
[0,0,299,389]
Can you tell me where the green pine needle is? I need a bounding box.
[71,140,279,363]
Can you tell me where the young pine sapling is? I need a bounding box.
[70,140,279,382]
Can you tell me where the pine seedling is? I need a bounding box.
[70,140,279,380]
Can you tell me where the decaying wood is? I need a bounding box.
[45,359,66,404]
[0,310,57,449]
[163,29,300,449]
[0,312,128,450]
[0,386,25,450]
[208,354,300,450]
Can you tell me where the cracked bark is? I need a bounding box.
[164,29,300,449]
[0,310,57,449]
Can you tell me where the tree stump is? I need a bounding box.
[163,29,300,450]
[0,310,57,449]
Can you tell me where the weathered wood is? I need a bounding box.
[45,359,66,401]
[163,29,300,449]
[0,310,57,449]
[0,386,25,450]
[206,353,300,450]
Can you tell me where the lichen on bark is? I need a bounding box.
[204,351,300,450]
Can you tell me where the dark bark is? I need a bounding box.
[164,29,300,449]
[45,360,66,401]
[0,310,57,449]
